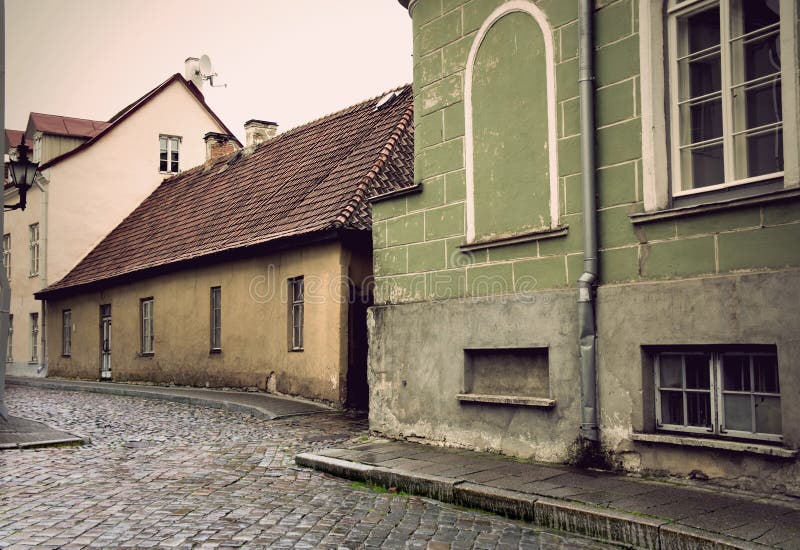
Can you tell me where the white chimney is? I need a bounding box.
[244,119,278,147]
[184,57,202,89]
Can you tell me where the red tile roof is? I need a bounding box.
[26,113,110,139]
[4,129,33,150]
[38,74,240,170]
[37,85,414,299]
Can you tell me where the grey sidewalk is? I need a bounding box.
[7,376,331,420]
[0,415,88,449]
[296,439,800,549]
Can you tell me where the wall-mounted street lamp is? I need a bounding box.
[5,140,39,211]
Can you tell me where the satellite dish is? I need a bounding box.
[199,54,213,76]
[196,54,227,88]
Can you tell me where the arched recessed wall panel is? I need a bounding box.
[465,1,559,243]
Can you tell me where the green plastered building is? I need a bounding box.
[369,0,800,493]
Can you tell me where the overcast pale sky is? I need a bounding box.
[5,0,412,141]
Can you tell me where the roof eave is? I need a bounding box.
[35,227,367,301]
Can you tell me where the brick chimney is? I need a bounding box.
[204,132,237,161]
[244,119,278,147]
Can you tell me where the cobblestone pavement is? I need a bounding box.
[1,387,615,549]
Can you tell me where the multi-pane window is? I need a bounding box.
[141,298,154,354]
[210,286,221,351]
[3,233,10,281]
[7,314,13,363]
[669,0,784,194]
[655,349,781,442]
[30,312,38,363]
[159,135,180,173]
[290,277,304,351]
[29,224,39,276]
[62,309,72,357]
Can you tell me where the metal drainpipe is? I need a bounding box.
[35,179,47,375]
[578,0,599,443]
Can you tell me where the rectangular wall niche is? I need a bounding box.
[458,347,556,408]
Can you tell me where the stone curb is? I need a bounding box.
[9,377,281,420]
[294,452,772,550]
[0,435,89,450]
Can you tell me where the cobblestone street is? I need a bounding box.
[1,387,613,549]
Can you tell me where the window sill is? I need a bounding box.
[459,225,568,252]
[27,361,38,365]
[290,348,304,353]
[457,393,556,408]
[138,353,154,358]
[209,348,222,355]
[159,171,179,176]
[630,432,797,458]
[630,187,800,225]
[61,355,70,358]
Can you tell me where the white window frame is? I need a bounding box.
[289,277,304,351]
[7,314,13,363]
[28,223,39,277]
[159,135,181,174]
[141,298,154,355]
[3,233,10,281]
[210,286,221,352]
[655,349,782,443]
[62,309,72,357]
[639,0,799,211]
[29,312,38,363]
[464,1,560,242]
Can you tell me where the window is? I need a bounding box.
[3,233,10,281]
[141,298,154,355]
[7,314,13,363]
[30,312,38,363]
[640,0,798,210]
[210,286,221,351]
[669,0,786,195]
[29,224,39,276]
[289,277,304,351]
[159,135,180,173]
[62,309,72,357]
[655,348,781,442]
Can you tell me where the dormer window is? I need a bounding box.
[159,135,181,173]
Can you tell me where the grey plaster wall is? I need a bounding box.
[368,290,581,462]
[596,268,800,493]
[369,268,800,490]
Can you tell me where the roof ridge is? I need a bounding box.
[333,91,414,229]
[264,83,411,146]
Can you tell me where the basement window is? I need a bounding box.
[458,347,555,408]
[654,346,781,442]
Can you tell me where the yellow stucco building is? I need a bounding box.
[36,86,414,408]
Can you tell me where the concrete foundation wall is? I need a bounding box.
[369,268,800,492]
[368,288,581,462]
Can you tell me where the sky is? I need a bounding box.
[4,0,413,141]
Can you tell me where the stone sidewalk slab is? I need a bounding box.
[7,376,331,420]
[296,439,800,549]
[0,416,88,449]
